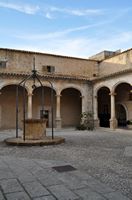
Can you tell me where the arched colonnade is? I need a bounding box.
[94,80,132,129]
[0,82,83,129]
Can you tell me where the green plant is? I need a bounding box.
[76,124,86,130]
[76,111,94,131]
[127,120,132,125]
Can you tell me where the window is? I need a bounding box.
[42,65,55,73]
[0,61,6,68]
[47,66,51,72]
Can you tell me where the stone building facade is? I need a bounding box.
[0,47,132,130]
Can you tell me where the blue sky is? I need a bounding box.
[0,0,132,58]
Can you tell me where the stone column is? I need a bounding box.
[0,105,1,128]
[93,95,99,128]
[0,90,2,128]
[55,94,62,129]
[80,95,85,113]
[27,93,33,119]
[109,92,117,129]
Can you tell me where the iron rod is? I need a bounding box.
[35,75,45,115]
[33,56,35,71]
[23,85,26,141]
[16,85,19,138]
[47,80,54,139]
[35,74,43,87]
[41,86,44,111]
[51,85,54,139]
[18,75,32,86]
[36,76,54,138]
[16,59,55,142]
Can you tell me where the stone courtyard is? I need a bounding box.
[0,129,132,199]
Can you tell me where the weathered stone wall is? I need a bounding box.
[98,49,132,77]
[60,88,81,127]
[0,85,24,129]
[0,48,98,78]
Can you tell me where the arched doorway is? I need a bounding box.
[32,86,56,127]
[116,104,127,127]
[61,88,81,127]
[97,87,110,127]
[0,85,27,129]
[115,82,131,127]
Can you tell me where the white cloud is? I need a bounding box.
[15,21,107,40]
[49,32,132,58]
[0,1,103,18]
[45,12,53,19]
[49,6,103,16]
[1,2,131,58]
[0,1,129,21]
[0,1,39,14]
[11,31,132,58]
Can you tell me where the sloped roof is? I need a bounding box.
[91,68,132,82]
[0,71,90,81]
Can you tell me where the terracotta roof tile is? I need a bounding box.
[91,68,132,82]
[0,71,90,81]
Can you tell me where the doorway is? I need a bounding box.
[98,87,110,127]
[116,104,127,127]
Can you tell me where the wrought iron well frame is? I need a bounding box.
[16,58,54,140]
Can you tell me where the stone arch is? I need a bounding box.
[60,87,81,127]
[32,86,56,127]
[60,85,83,97]
[0,84,27,129]
[0,82,29,94]
[41,82,57,94]
[95,85,111,96]
[114,82,132,127]
[112,81,132,93]
[97,86,111,127]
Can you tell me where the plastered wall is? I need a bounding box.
[0,48,97,78]
[99,50,132,76]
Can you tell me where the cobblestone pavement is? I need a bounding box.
[0,129,132,199]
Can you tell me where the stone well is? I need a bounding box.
[5,118,65,146]
[24,119,47,140]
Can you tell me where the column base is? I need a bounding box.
[110,118,118,130]
[94,119,100,128]
[55,118,62,129]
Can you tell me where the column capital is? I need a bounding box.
[56,94,61,97]
[109,92,116,96]
[28,93,33,96]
